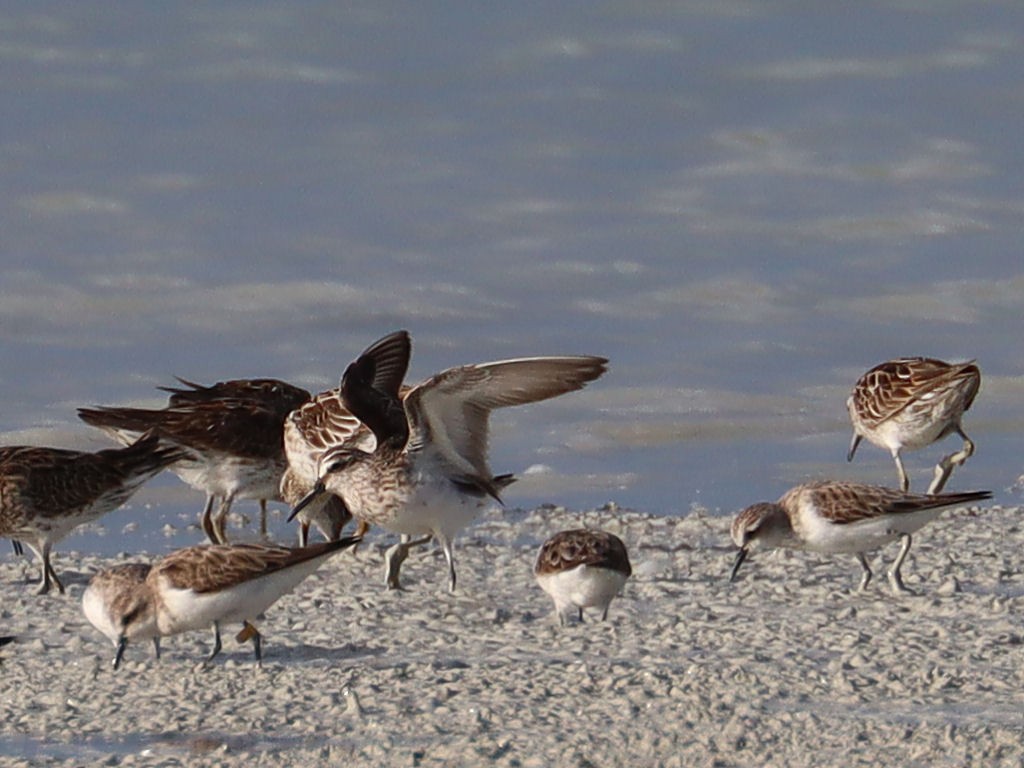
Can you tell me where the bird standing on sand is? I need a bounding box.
[534,529,631,625]
[279,382,409,547]
[0,433,182,594]
[82,536,361,668]
[729,480,992,594]
[78,377,310,543]
[291,330,608,592]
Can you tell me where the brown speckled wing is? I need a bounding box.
[850,358,980,428]
[80,400,287,459]
[794,481,991,526]
[0,437,177,522]
[534,529,631,577]
[160,377,310,417]
[287,389,368,454]
[154,539,359,594]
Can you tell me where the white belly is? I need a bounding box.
[347,473,490,540]
[174,455,285,502]
[871,415,953,453]
[154,559,325,635]
[536,565,628,613]
[799,509,941,555]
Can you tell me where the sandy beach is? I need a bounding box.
[1,500,1022,767]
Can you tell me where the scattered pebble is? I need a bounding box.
[1,503,1020,765]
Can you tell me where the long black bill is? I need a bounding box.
[846,434,862,462]
[729,548,748,583]
[287,481,326,522]
[113,635,128,670]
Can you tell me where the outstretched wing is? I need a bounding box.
[404,355,608,481]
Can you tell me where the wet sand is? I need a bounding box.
[1,500,1022,767]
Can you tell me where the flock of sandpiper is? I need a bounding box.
[0,333,989,669]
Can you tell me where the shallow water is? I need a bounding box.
[2,2,1023,560]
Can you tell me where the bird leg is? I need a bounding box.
[928,429,975,495]
[200,495,219,543]
[439,535,457,593]
[213,495,235,544]
[38,544,64,596]
[855,552,873,592]
[351,519,370,554]
[891,451,910,493]
[206,621,223,664]
[887,534,915,595]
[236,621,262,667]
[383,535,432,590]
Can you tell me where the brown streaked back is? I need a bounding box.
[153,537,361,594]
[783,481,991,526]
[534,529,631,577]
[849,358,981,428]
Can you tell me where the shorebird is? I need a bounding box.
[534,529,631,625]
[82,563,162,662]
[82,536,361,669]
[729,480,992,594]
[280,455,354,547]
[291,330,608,592]
[280,384,398,547]
[78,377,310,543]
[0,432,182,595]
[846,358,981,494]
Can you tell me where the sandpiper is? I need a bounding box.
[291,330,608,592]
[280,383,401,547]
[281,455,354,547]
[729,480,992,594]
[78,377,310,543]
[82,536,361,668]
[82,563,162,662]
[0,432,182,594]
[534,529,631,624]
[846,357,981,494]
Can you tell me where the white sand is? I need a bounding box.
[1,501,1022,767]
